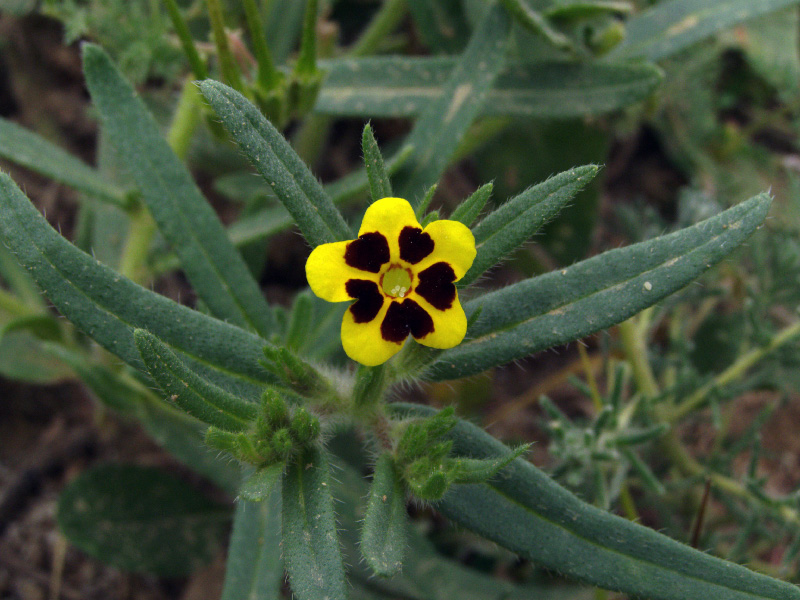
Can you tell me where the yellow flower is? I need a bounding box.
[305,197,476,366]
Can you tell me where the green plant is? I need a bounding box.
[1,1,800,599]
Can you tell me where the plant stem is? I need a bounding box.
[242,0,281,90]
[118,203,156,285]
[659,429,800,528]
[206,0,246,91]
[619,309,800,529]
[164,0,208,80]
[295,0,319,77]
[349,0,408,57]
[0,287,32,316]
[578,342,603,411]
[118,78,200,284]
[168,77,203,159]
[618,309,658,398]
[670,319,800,422]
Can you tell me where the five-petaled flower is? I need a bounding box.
[305,197,476,366]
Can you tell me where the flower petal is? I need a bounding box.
[417,219,476,280]
[412,293,468,350]
[414,262,457,310]
[341,301,403,366]
[358,197,422,261]
[306,241,380,302]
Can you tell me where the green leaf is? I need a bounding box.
[0,118,128,207]
[134,329,257,432]
[449,445,529,484]
[429,193,772,380]
[449,183,493,227]
[330,436,595,600]
[392,404,800,600]
[240,463,285,502]
[221,491,283,600]
[81,45,274,337]
[499,0,575,52]
[362,123,392,202]
[734,8,800,100]
[47,344,242,493]
[222,146,414,248]
[0,173,272,397]
[57,464,230,576]
[395,4,511,201]
[361,455,408,577]
[609,0,800,62]
[199,80,352,248]
[282,447,347,600]
[315,58,663,119]
[285,291,314,351]
[463,165,599,286]
[265,0,306,64]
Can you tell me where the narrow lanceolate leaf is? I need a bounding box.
[395,4,510,201]
[449,183,493,227]
[315,58,662,119]
[449,446,529,484]
[224,145,414,247]
[57,464,230,577]
[0,117,128,207]
[199,80,352,248]
[362,123,392,202]
[0,173,271,397]
[239,463,285,502]
[282,447,347,600]
[361,455,408,577]
[430,193,772,380]
[134,329,257,432]
[81,45,274,337]
[462,165,599,286]
[221,483,283,600]
[609,0,800,61]
[392,404,800,600]
[333,447,595,600]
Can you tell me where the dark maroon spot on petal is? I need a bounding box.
[399,227,434,264]
[345,232,390,273]
[415,262,457,310]
[346,279,385,323]
[380,299,434,343]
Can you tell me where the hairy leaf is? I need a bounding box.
[392,404,800,600]
[315,58,662,119]
[395,4,511,201]
[82,45,274,337]
[134,329,257,432]
[361,455,407,577]
[610,0,800,61]
[463,165,599,286]
[221,485,283,600]
[362,123,392,202]
[0,173,271,397]
[430,193,772,380]
[282,447,347,600]
[57,464,229,576]
[199,80,352,248]
[0,117,128,207]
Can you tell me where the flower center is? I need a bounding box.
[381,265,413,298]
